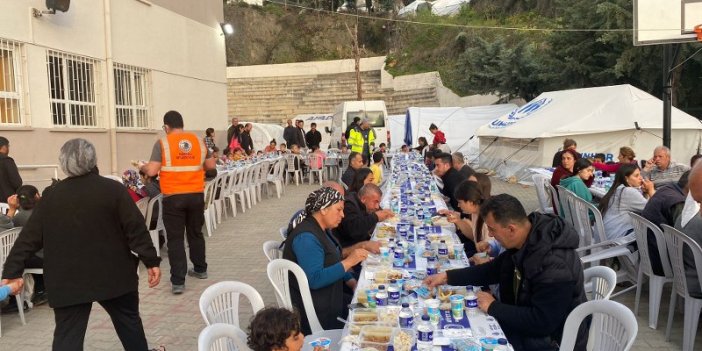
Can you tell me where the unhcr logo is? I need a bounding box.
[488,97,553,128]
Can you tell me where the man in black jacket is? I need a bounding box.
[296,120,307,149]
[226,117,239,146]
[434,152,466,210]
[0,136,22,202]
[341,152,364,189]
[425,194,588,351]
[305,122,322,150]
[335,184,394,247]
[240,123,254,155]
[283,119,296,147]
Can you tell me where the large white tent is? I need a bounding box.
[475,84,702,183]
[388,105,518,161]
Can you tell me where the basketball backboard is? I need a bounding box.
[634,0,702,45]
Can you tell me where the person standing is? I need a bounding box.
[0,136,22,203]
[345,116,361,140]
[240,123,254,155]
[429,123,446,148]
[283,119,297,147]
[2,138,162,351]
[305,122,322,150]
[551,139,580,168]
[296,120,307,149]
[226,117,240,147]
[203,128,216,152]
[141,110,216,294]
[347,120,375,165]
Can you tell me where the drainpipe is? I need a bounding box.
[103,0,118,175]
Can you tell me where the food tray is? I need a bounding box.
[359,325,398,351]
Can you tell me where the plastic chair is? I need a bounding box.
[0,203,9,215]
[532,174,554,214]
[199,281,265,328]
[545,181,561,217]
[584,266,617,301]
[266,259,323,334]
[197,323,251,351]
[262,240,283,262]
[222,169,239,217]
[226,168,249,214]
[285,154,302,186]
[338,157,349,185]
[145,194,165,257]
[266,159,284,199]
[559,300,638,351]
[0,228,25,333]
[556,185,576,227]
[135,196,150,219]
[661,224,702,351]
[203,180,216,236]
[307,154,325,186]
[629,212,673,329]
[279,226,288,240]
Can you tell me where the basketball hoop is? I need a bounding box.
[696,24,702,41]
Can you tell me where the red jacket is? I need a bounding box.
[432,130,446,145]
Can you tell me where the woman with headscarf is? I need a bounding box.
[281,187,369,334]
[1,138,162,351]
[122,169,147,202]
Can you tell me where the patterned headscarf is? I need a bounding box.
[290,187,344,230]
[122,169,145,194]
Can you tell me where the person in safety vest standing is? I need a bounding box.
[347,119,375,166]
[141,111,216,294]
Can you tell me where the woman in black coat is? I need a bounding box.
[1,138,162,351]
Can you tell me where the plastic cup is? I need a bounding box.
[425,298,440,324]
[452,244,463,260]
[450,295,464,320]
[309,337,332,350]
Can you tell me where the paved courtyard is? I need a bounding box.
[0,178,700,350]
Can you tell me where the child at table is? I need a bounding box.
[248,307,324,351]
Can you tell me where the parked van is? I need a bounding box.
[329,100,389,149]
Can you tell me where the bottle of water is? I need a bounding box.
[393,245,405,268]
[388,279,401,305]
[375,285,388,306]
[465,288,478,316]
[438,240,449,262]
[417,315,434,351]
[398,303,414,328]
[427,255,438,276]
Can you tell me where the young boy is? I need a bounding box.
[369,151,384,185]
[248,307,323,351]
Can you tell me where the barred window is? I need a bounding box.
[0,39,23,125]
[114,63,151,128]
[47,51,100,127]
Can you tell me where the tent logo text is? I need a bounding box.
[488,98,553,129]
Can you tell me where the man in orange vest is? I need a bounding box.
[141,111,216,294]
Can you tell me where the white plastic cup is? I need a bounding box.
[425,298,441,325]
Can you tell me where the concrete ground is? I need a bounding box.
[0,178,700,350]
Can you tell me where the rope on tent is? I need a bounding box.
[502,138,537,164]
[468,136,498,166]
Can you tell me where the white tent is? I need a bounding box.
[242,122,284,152]
[431,0,470,16]
[475,84,702,183]
[398,0,431,17]
[388,105,518,161]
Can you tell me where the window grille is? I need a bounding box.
[47,51,100,127]
[114,63,151,128]
[0,39,23,125]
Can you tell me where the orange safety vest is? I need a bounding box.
[159,132,206,195]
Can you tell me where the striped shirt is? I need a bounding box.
[642,161,690,188]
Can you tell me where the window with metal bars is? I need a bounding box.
[47,51,100,127]
[114,63,151,129]
[0,39,23,125]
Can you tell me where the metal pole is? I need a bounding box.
[662,44,672,149]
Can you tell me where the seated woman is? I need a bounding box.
[122,169,147,202]
[415,137,429,157]
[559,158,594,211]
[281,187,369,334]
[248,307,314,351]
[599,164,655,240]
[592,146,637,176]
[348,168,374,193]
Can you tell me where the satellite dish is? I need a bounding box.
[46,0,70,12]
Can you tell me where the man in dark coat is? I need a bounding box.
[425,194,588,351]
[433,152,467,210]
[240,123,254,154]
[1,138,161,351]
[341,152,364,189]
[305,122,322,150]
[283,119,296,147]
[226,117,239,146]
[0,136,22,202]
[335,184,394,248]
[296,120,307,149]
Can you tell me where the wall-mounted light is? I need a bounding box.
[220,23,234,36]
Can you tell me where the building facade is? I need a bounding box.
[0,0,227,185]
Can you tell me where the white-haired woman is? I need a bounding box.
[1,138,162,351]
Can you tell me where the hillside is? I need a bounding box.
[223,0,702,117]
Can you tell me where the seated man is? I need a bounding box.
[341,152,363,189]
[433,152,467,210]
[452,152,476,179]
[425,194,588,351]
[335,184,394,248]
[642,145,690,188]
[642,171,689,275]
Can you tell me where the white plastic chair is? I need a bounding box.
[145,194,165,257]
[545,181,561,217]
[629,212,673,329]
[262,240,283,262]
[266,259,323,334]
[203,180,217,236]
[559,300,638,351]
[211,173,227,224]
[0,203,9,215]
[285,154,302,186]
[197,323,251,351]
[661,224,702,351]
[556,185,576,228]
[215,172,233,222]
[279,226,288,240]
[266,159,284,199]
[226,168,249,214]
[0,228,25,333]
[135,196,150,219]
[199,281,265,328]
[307,154,325,186]
[532,174,555,214]
[584,266,617,301]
